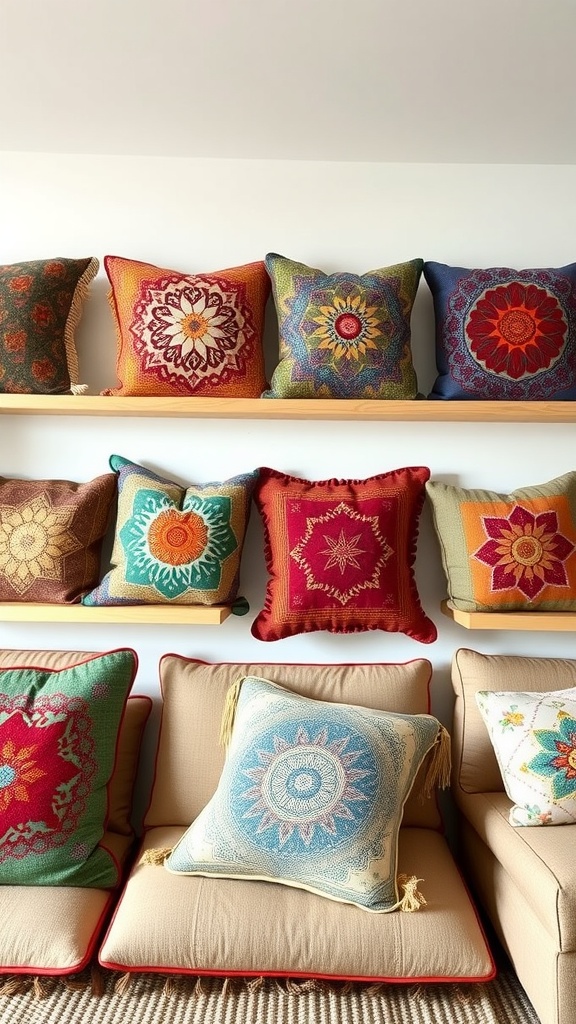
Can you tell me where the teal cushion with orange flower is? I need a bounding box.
[424,260,576,400]
[83,455,257,607]
[476,686,576,825]
[264,253,423,399]
[0,256,99,394]
[0,648,137,885]
[426,471,576,612]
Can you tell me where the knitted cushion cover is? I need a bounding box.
[424,260,576,400]
[251,465,436,642]
[0,256,98,395]
[0,472,117,602]
[103,254,270,397]
[264,253,423,399]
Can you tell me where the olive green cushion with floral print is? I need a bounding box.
[0,257,99,394]
[264,253,423,399]
[0,472,117,602]
[0,649,137,886]
[83,455,257,606]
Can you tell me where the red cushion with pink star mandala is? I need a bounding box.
[251,466,437,643]
[426,471,576,611]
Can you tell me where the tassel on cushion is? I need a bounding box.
[219,676,245,748]
[423,724,452,798]
[140,847,172,866]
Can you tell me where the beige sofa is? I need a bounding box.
[99,655,494,983]
[451,648,576,1024]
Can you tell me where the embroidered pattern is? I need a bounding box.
[119,489,238,599]
[0,494,83,595]
[473,504,575,601]
[527,713,576,800]
[131,274,256,392]
[445,268,576,399]
[290,501,393,607]
[0,694,96,863]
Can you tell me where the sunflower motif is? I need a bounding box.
[526,714,576,801]
[119,489,238,599]
[0,494,83,595]
[308,290,381,361]
[131,275,255,391]
[237,721,376,851]
[473,504,575,601]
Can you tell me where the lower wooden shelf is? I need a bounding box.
[0,603,231,625]
[442,600,576,632]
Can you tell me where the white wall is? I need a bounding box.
[2,153,576,769]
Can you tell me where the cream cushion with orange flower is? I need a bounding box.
[82,455,258,607]
[426,471,576,612]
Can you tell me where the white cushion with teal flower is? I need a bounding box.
[164,675,450,912]
[475,687,576,825]
[83,455,258,607]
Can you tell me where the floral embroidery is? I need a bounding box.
[526,714,576,800]
[119,489,238,598]
[308,288,381,361]
[466,281,567,380]
[499,708,525,729]
[473,504,575,600]
[0,493,84,595]
[0,695,97,863]
[290,501,393,607]
[131,274,256,392]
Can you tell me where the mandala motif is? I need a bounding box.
[473,504,575,600]
[0,494,83,595]
[234,719,377,854]
[526,714,576,801]
[0,695,96,863]
[290,501,393,606]
[446,269,576,399]
[131,274,256,392]
[119,489,238,598]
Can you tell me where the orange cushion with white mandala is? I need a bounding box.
[251,466,436,643]
[102,255,270,397]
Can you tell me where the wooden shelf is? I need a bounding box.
[441,600,576,632]
[1,395,576,422]
[0,603,232,625]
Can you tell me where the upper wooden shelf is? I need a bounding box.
[1,395,576,421]
[0,603,231,625]
[441,600,576,632]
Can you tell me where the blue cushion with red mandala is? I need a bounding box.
[424,261,576,400]
[264,253,423,399]
[82,455,257,608]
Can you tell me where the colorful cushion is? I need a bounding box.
[426,471,576,612]
[0,648,152,837]
[0,256,98,395]
[251,465,436,643]
[0,648,137,885]
[424,260,576,400]
[0,472,117,603]
[264,253,423,399]
[165,674,448,912]
[83,455,258,606]
[475,686,576,825]
[102,255,270,397]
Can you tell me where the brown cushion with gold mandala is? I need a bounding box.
[0,473,117,602]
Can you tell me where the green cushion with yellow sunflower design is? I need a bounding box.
[82,455,257,607]
[263,253,423,400]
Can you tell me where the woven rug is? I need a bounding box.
[0,969,541,1024]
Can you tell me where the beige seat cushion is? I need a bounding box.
[457,790,576,952]
[0,832,132,973]
[145,655,441,831]
[451,647,576,794]
[99,826,494,981]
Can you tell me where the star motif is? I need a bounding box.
[321,529,365,574]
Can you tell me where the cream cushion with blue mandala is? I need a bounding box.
[476,687,576,826]
[83,455,257,607]
[165,674,449,912]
